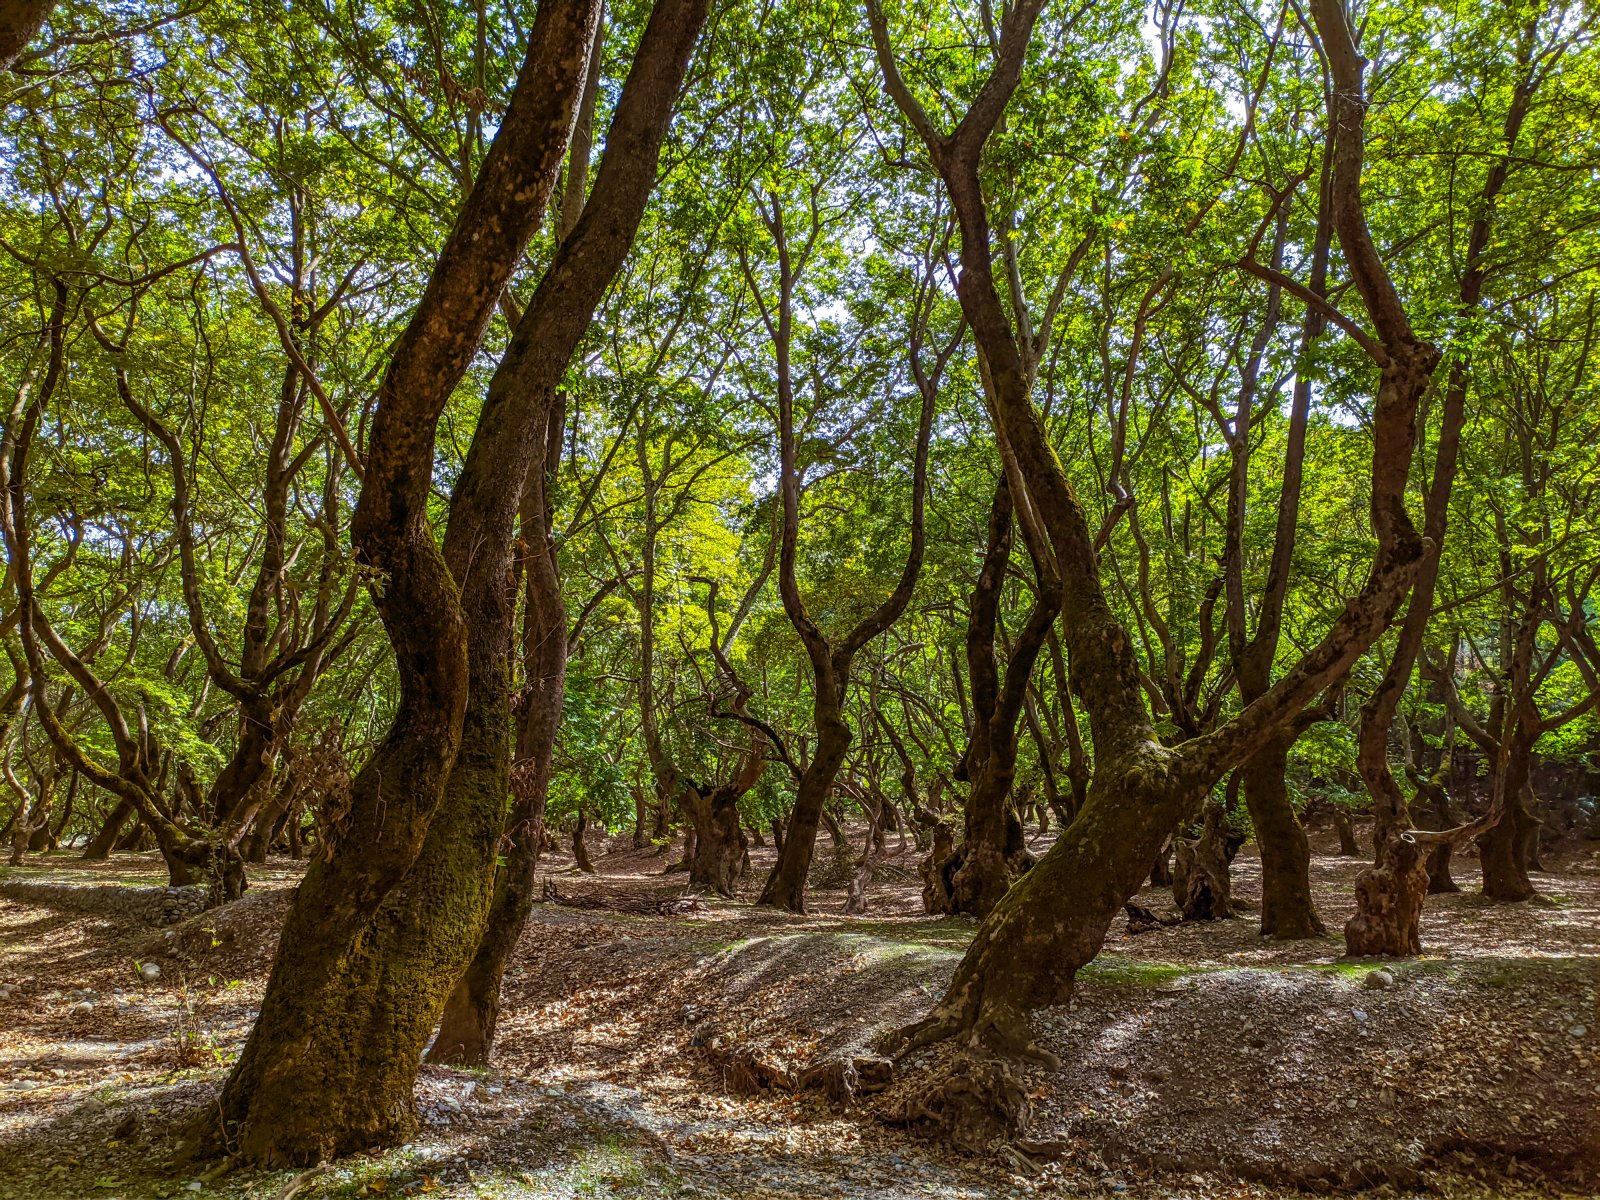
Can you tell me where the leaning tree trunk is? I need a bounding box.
[82,798,135,859]
[423,0,708,1073]
[898,748,1204,1058]
[207,4,600,1163]
[870,0,1430,1068]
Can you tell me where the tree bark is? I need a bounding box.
[925,475,1056,918]
[1333,807,1360,857]
[1241,731,1322,937]
[423,0,708,1070]
[870,0,1430,1056]
[1345,19,1542,950]
[1172,799,1241,921]
[0,0,55,72]
[209,3,600,1163]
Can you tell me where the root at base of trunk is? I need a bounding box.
[699,1034,893,1104]
[882,1051,1033,1153]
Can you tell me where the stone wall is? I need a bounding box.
[0,881,210,925]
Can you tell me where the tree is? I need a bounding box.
[209,0,602,1162]
[867,0,1435,1081]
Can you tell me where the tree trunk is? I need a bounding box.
[925,763,1036,919]
[1521,798,1546,873]
[1341,10,1539,951]
[1241,731,1324,937]
[920,822,958,914]
[239,773,294,863]
[870,0,1430,1064]
[1172,800,1238,921]
[1344,831,1429,956]
[684,784,747,897]
[428,388,569,1068]
[927,474,1055,920]
[759,715,851,912]
[0,0,58,72]
[207,3,601,1163]
[1479,786,1535,901]
[821,800,848,850]
[631,782,648,848]
[45,767,77,849]
[1333,807,1360,856]
[844,804,880,915]
[898,752,1205,1057]
[1412,778,1459,893]
[572,808,596,873]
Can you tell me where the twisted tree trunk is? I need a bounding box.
[871,0,1430,1059]
[425,0,708,1069]
[208,4,600,1161]
[925,475,1057,918]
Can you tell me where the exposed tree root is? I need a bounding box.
[699,1036,893,1103]
[882,1051,1033,1152]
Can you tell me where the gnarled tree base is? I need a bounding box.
[883,1050,1032,1153]
[1344,835,1428,957]
[921,811,1035,919]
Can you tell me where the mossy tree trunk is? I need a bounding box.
[424,0,708,1070]
[208,4,601,1163]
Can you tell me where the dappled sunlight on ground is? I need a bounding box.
[1,824,1597,1197]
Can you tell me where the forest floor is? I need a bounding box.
[0,823,1597,1200]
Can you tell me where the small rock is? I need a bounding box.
[1352,1009,1368,1022]
[1346,1098,1359,1110]
[69,1000,94,1016]
[1364,969,1395,990]
[138,962,161,983]
[185,1182,203,1193]
[1571,1025,1588,1039]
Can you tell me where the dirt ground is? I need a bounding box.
[0,823,1597,1200]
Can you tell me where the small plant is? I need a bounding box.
[166,974,226,1069]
